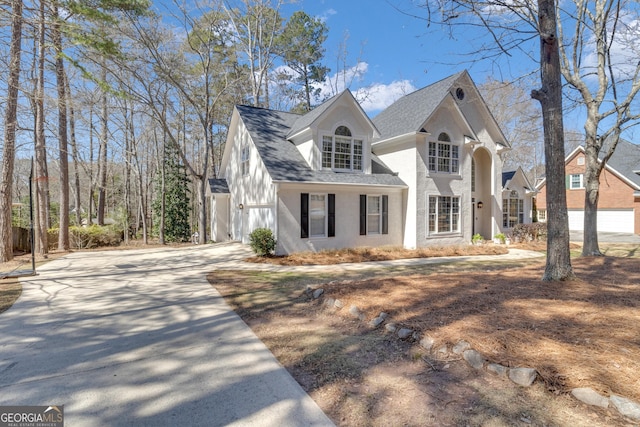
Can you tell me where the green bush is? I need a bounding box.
[249,228,276,257]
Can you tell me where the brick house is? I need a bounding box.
[535,139,640,234]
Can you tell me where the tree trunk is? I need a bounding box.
[582,126,602,256]
[65,72,82,226]
[197,176,207,244]
[35,0,50,255]
[531,0,573,281]
[97,73,108,226]
[0,0,23,262]
[52,6,69,250]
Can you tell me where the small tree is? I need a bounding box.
[153,143,191,243]
[249,228,276,256]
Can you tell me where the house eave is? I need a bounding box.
[372,132,423,150]
[273,179,408,189]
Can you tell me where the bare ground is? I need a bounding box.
[209,243,640,426]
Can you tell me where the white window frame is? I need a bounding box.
[241,145,250,176]
[537,209,546,222]
[321,126,364,173]
[570,174,584,189]
[428,133,459,175]
[503,190,524,228]
[427,195,461,235]
[367,195,382,235]
[309,193,327,238]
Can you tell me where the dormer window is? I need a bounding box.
[322,125,363,172]
[428,132,459,174]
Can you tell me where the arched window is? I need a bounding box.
[428,132,459,174]
[503,190,524,228]
[322,125,363,172]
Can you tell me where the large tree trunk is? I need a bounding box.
[0,0,23,262]
[532,0,573,281]
[52,6,70,250]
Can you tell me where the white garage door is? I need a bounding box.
[568,209,634,233]
[242,206,275,243]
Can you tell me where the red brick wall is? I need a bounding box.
[536,150,640,233]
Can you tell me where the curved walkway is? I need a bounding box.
[0,243,333,427]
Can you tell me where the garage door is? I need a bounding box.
[567,209,634,233]
[242,206,275,243]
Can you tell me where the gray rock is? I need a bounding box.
[419,336,435,351]
[462,349,485,369]
[397,328,413,339]
[452,340,471,354]
[312,288,324,299]
[385,323,397,333]
[324,298,335,307]
[487,363,508,377]
[571,388,609,408]
[436,345,448,355]
[333,299,344,308]
[610,395,640,420]
[509,367,537,387]
[378,312,388,319]
[349,305,360,317]
[369,316,385,328]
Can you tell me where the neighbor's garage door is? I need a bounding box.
[568,209,634,233]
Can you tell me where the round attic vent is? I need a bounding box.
[456,87,465,100]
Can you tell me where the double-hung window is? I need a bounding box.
[359,195,388,235]
[322,126,363,172]
[301,193,335,238]
[428,195,460,234]
[569,174,584,189]
[241,145,250,176]
[428,133,459,174]
[503,191,524,228]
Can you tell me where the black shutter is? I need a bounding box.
[301,193,309,238]
[359,195,367,235]
[382,195,389,235]
[328,194,336,237]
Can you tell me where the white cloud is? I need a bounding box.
[318,8,337,23]
[355,80,417,113]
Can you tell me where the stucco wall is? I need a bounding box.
[275,184,404,255]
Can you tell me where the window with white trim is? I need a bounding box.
[241,145,250,176]
[428,195,460,234]
[321,126,363,172]
[503,190,524,228]
[367,195,382,234]
[428,132,459,174]
[537,209,546,222]
[309,194,327,237]
[569,174,584,189]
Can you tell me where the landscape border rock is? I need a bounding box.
[312,286,640,422]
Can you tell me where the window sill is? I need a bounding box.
[426,232,463,238]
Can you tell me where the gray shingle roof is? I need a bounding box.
[603,137,640,188]
[208,179,229,194]
[285,92,341,139]
[372,72,465,140]
[502,171,516,188]
[236,105,406,187]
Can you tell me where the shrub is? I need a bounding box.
[67,225,123,249]
[472,233,484,244]
[509,223,547,243]
[493,233,506,244]
[249,228,276,256]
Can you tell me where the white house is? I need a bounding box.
[209,71,513,255]
[501,167,536,231]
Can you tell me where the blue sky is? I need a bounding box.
[281,0,536,116]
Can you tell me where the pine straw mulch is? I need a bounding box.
[319,255,640,403]
[246,244,509,265]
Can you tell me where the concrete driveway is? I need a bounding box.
[0,243,334,427]
[570,230,640,244]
